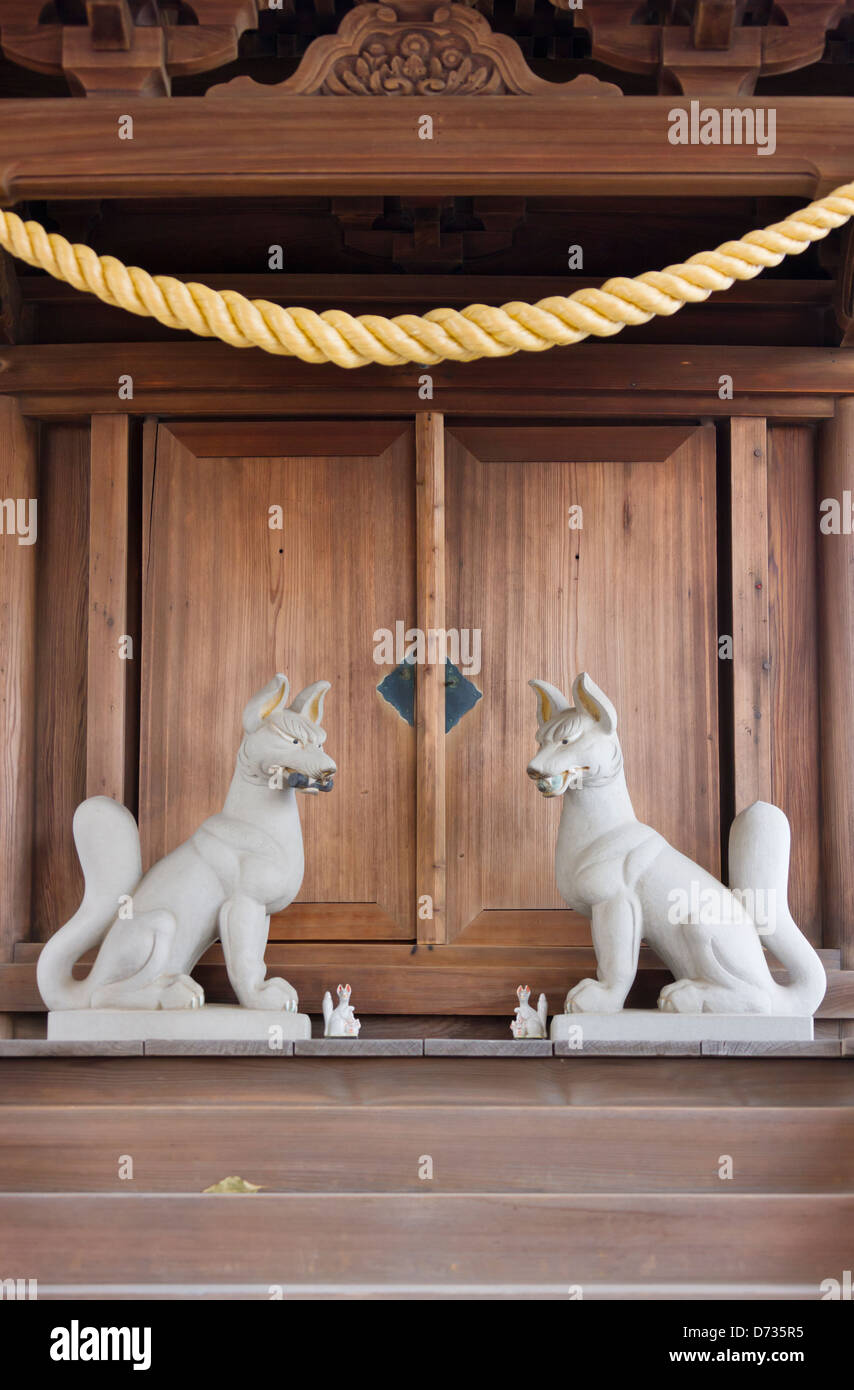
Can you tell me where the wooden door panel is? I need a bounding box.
[141,421,416,940]
[445,424,719,940]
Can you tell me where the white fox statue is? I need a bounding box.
[322,983,361,1037]
[527,672,826,1017]
[510,985,549,1038]
[37,674,336,1013]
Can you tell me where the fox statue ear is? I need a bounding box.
[290,680,331,727]
[243,674,289,734]
[572,672,617,734]
[529,679,570,730]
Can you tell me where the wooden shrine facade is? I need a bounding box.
[0,0,853,1033]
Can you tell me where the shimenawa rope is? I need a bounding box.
[1,183,852,369]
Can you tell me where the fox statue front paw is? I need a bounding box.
[238,977,300,1012]
[566,978,626,1014]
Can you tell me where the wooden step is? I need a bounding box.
[3,1054,853,1107]
[2,1104,853,1194]
[0,1193,850,1296]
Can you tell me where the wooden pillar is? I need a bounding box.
[730,418,773,813]
[415,412,446,944]
[0,398,38,1035]
[87,414,131,803]
[818,400,854,964]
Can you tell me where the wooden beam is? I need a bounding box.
[0,398,37,1036]
[0,249,22,346]
[415,412,446,944]
[818,400,854,965]
[693,0,736,51]
[86,0,134,50]
[17,274,834,355]
[86,414,130,802]
[0,96,853,202]
[0,344,852,416]
[730,418,773,813]
[13,393,836,423]
[18,275,836,312]
[2,946,852,1017]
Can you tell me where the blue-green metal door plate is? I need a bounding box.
[377,658,482,732]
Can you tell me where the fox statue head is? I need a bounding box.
[240,673,336,793]
[526,672,622,798]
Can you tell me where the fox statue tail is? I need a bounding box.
[537,992,548,1034]
[36,797,142,1011]
[729,801,826,1017]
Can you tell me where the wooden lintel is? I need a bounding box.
[0,344,852,410]
[0,97,853,202]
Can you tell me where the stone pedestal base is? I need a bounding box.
[47,1005,312,1043]
[549,1010,814,1044]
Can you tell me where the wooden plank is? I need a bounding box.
[1,96,853,201]
[415,412,446,945]
[19,275,833,352]
[4,952,854,1016]
[2,344,852,403]
[818,401,854,963]
[767,425,822,944]
[0,249,21,346]
[457,909,593,947]
[20,275,835,310]
[449,425,698,463]
[268,903,413,942]
[86,414,130,802]
[730,418,773,812]
[0,397,37,1035]
[1,1104,851,1193]
[1,1193,852,1288]
[701,1041,842,1057]
[167,420,411,459]
[18,393,837,423]
[2,1053,852,1108]
[31,425,89,941]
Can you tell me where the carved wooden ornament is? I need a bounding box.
[208,0,621,98]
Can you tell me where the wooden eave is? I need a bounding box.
[1,95,854,202]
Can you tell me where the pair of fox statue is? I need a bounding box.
[38,670,826,1029]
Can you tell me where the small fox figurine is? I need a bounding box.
[322,983,361,1037]
[510,985,548,1038]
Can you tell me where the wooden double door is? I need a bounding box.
[141,417,720,949]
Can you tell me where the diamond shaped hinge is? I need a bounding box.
[377,658,482,732]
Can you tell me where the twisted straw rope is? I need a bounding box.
[2,184,853,369]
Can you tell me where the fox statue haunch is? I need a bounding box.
[527,672,826,1017]
[37,674,336,1013]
